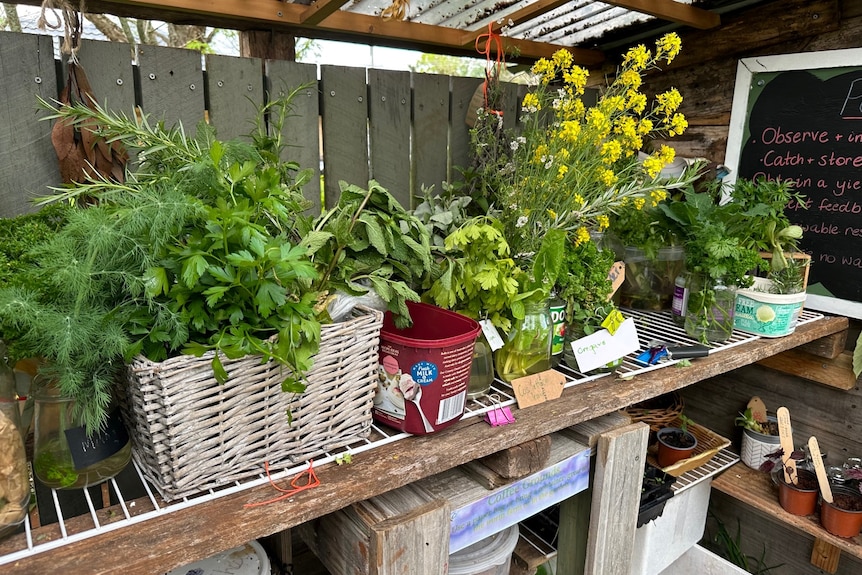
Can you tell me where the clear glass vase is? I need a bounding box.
[684,275,737,343]
[467,332,494,399]
[0,341,29,540]
[494,301,552,383]
[619,246,685,311]
[33,377,131,489]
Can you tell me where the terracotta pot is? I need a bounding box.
[777,469,818,516]
[820,486,862,538]
[656,427,697,468]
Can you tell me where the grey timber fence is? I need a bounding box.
[0,30,527,218]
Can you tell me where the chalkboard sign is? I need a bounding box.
[725,48,862,319]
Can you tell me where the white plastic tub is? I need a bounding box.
[659,544,748,575]
[630,478,712,575]
[165,540,271,575]
[447,524,519,575]
[734,277,806,337]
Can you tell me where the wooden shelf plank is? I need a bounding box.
[796,330,848,359]
[0,315,848,575]
[712,462,862,559]
[757,349,859,390]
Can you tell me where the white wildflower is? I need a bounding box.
[515,215,528,228]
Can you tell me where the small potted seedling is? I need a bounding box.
[638,463,675,527]
[762,447,819,516]
[656,414,698,468]
[735,396,780,471]
[809,436,862,538]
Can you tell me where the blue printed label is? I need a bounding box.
[411,361,438,385]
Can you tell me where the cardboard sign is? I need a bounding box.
[511,369,566,409]
[570,317,639,373]
[608,261,626,299]
[450,449,590,552]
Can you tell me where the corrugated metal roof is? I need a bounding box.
[341,0,720,47]
[6,0,771,62]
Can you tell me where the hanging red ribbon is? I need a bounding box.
[475,22,504,117]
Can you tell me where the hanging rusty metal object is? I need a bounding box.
[51,61,129,186]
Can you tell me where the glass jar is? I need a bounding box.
[494,300,552,383]
[619,246,685,311]
[0,341,30,540]
[33,377,131,489]
[467,331,494,400]
[684,275,737,343]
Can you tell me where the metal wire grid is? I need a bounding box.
[0,309,822,565]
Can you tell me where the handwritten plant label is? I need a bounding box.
[511,369,566,409]
[570,317,639,373]
[608,261,626,299]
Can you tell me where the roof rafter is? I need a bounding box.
[101,0,605,63]
[300,0,350,26]
[604,0,720,30]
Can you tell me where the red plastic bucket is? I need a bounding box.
[374,302,481,435]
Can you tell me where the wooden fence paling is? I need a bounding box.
[0,31,59,216]
[0,31,510,218]
[205,52,264,142]
[266,60,321,213]
[320,64,371,209]
[368,68,412,208]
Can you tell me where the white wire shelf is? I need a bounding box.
[0,309,823,566]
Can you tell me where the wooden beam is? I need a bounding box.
[96,0,604,64]
[300,0,350,26]
[604,0,720,30]
[811,538,842,573]
[757,349,859,390]
[795,329,847,360]
[584,422,649,575]
[111,0,300,24]
[319,10,604,65]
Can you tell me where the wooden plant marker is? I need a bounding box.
[776,407,797,485]
[809,436,840,574]
[808,436,833,504]
[747,396,768,424]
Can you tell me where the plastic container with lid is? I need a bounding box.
[374,302,480,435]
[447,524,519,575]
[165,540,271,575]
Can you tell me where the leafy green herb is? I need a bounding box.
[424,216,521,332]
[334,452,353,465]
[660,187,762,343]
[306,180,432,328]
[555,236,617,334]
[0,87,323,432]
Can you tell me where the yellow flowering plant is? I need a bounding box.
[497,33,694,258]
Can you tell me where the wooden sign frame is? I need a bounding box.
[724,48,862,319]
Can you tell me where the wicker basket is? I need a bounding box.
[121,305,383,501]
[622,392,684,433]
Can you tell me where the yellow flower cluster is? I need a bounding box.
[501,33,693,256]
[572,226,591,246]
